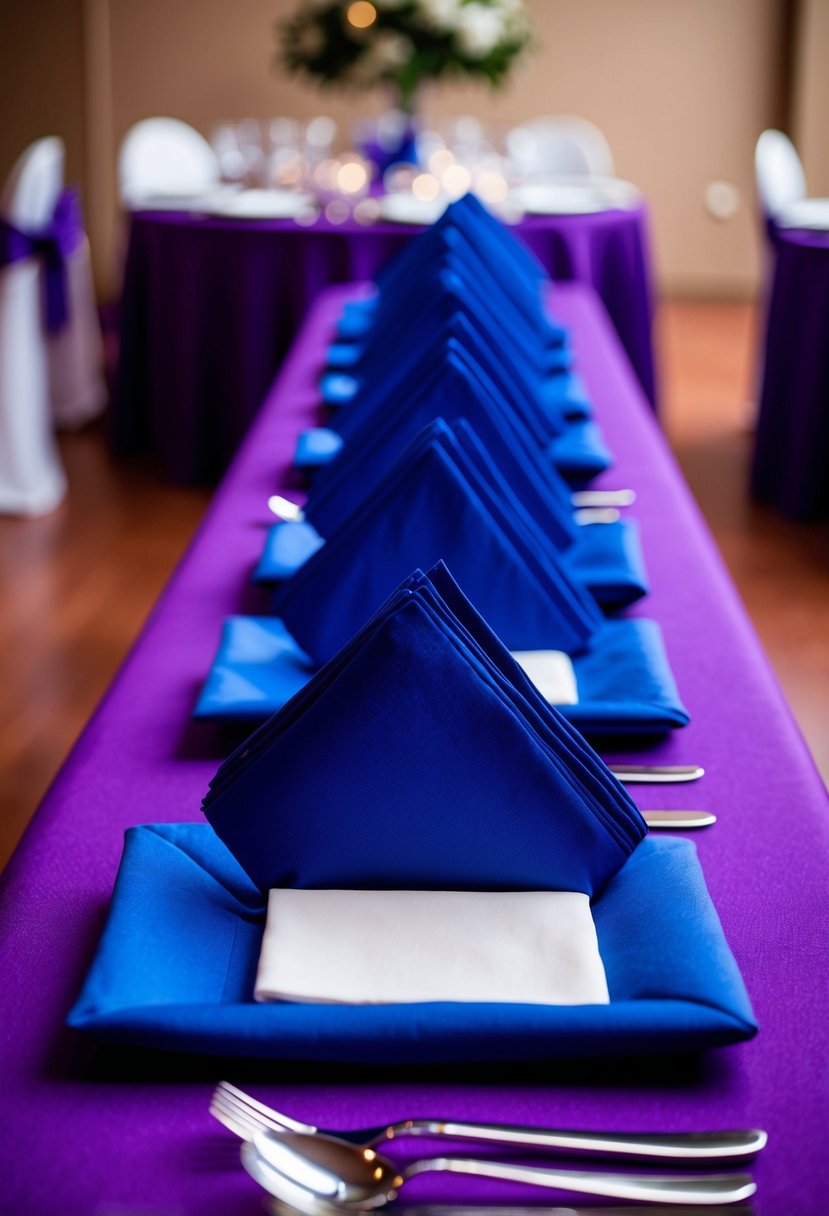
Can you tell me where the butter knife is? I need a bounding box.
[642,810,717,829]
[609,764,705,783]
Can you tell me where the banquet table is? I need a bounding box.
[752,222,829,518]
[113,202,656,483]
[2,282,828,1216]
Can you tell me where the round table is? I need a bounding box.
[752,223,829,519]
[113,204,657,484]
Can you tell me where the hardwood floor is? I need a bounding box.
[0,301,826,870]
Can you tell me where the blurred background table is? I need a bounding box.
[113,202,656,483]
[752,222,829,519]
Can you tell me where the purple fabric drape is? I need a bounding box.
[1,283,828,1214]
[113,204,657,484]
[0,188,83,331]
[752,222,829,518]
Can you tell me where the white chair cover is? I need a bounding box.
[510,116,615,180]
[0,138,67,516]
[755,129,807,218]
[118,117,220,205]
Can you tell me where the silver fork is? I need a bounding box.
[210,1081,767,1162]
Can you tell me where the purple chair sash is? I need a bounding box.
[0,187,84,332]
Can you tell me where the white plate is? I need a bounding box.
[775,198,829,231]
[126,185,240,213]
[509,177,641,216]
[378,192,449,225]
[204,189,318,219]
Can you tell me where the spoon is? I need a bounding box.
[241,1129,756,1210]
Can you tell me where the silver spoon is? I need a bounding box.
[241,1129,756,1210]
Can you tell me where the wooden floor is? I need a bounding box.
[1,300,827,870]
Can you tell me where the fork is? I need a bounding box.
[211,1082,767,1162]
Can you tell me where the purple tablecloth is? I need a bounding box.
[752,224,829,518]
[113,205,656,483]
[2,284,827,1215]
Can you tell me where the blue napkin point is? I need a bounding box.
[295,428,343,469]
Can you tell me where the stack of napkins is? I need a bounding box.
[267,420,605,663]
[259,409,649,610]
[203,562,647,897]
[295,193,612,483]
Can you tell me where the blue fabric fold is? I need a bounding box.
[272,415,646,609]
[277,422,604,663]
[194,612,688,737]
[297,337,613,483]
[202,561,645,894]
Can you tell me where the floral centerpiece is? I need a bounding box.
[278,0,533,115]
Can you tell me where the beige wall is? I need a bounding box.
[792,0,829,196]
[0,0,87,203]
[3,0,816,297]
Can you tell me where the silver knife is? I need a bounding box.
[389,1208,755,1216]
[572,488,637,508]
[642,810,717,829]
[609,764,705,783]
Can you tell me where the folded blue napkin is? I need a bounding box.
[373,193,555,327]
[325,245,578,407]
[297,341,613,483]
[308,359,577,542]
[194,612,689,737]
[66,824,757,1059]
[322,288,588,434]
[277,422,604,663]
[270,415,647,609]
[202,561,645,895]
[323,291,579,417]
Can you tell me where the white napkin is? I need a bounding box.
[511,650,579,705]
[254,889,609,1005]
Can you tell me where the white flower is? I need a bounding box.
[454,3,506,57]
[417,0,463,34]
[372,30,414,68]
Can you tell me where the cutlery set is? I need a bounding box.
[211,1082,765,1209]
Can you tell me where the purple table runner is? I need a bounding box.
[2,284,827,1215]
[113,205,656,484]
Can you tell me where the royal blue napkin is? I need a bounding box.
[297,340,613,483]
[324,286,587,436]
[277,422,603,663]
[66,824,757,1059]
[325,247,580,416]
[194,612,689,737]
[202,561,645,896]
[271,415,647,609]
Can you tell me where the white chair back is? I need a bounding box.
[1,136,63,227]
[0,137,67,515]
[510,116,614,180]
[755,129,807,217]
[118,117,220,204]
